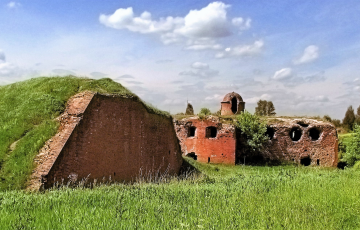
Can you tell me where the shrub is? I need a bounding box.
[342,125,360,167]
[235,111,269,153]
[199,107,211,115]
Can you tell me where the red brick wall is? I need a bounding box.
[45,95,182,187]
[174,117,236,165]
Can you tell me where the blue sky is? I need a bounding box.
[1,1,360,119]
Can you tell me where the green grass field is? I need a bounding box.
[1,159,360,229]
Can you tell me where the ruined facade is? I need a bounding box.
[30,92,183,189]
[174,92,338,167]
[221,92,245,115]
[174,116,236,165]
[261,118,338,166]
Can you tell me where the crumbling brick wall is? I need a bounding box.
[251,118,338,166]
[31,92,182,189]
[174,116,236,164]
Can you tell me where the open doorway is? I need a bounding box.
[231,97,237,114]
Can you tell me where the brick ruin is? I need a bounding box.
[174,116,236,165]
[221,92,245,115]
[30,90,338,190]
[174,92,338,167]
[30,92,183,190]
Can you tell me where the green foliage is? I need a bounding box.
[343,106,356,130]
[255,100,276,116]
[323,115,332,122]
[342,125,360,166]
[185,103,194,115]
[0,76,169,190]
[0,165,360,229]
[356,105,360,125]
[199,107,211,115]
[332,119,342,127]
[235,111,269,153]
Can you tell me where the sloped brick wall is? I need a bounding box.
[31,92,182,189]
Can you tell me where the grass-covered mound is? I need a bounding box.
[0,76,168,190]
[0,161,359,229]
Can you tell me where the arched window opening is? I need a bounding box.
[186,152,197,160]
[290,127,302,141]
[309,128,321,141]
[231,97,238,114]
[266,127,275,140]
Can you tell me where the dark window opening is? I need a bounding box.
[290,127,302,141]
[188,127,196,137]
[206,127,217,138]
[186,152,197,160]
[297,122,309,127]
[266,127,275,140]
[231,97,238,114]
[114,172,116,176]
[300,157,311,166]
[208,157,210,163]
[169,151,170,155]
[317,159,320,165]
[309,128,321,141]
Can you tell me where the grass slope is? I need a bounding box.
[0,161,359,229]
[0,76,167,190]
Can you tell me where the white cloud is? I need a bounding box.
[179,69,219,78]
[175,2,231,38]
[205,94,222,101]
[191,62,209,69]
[246,94,272,104]
[6,1,21,9]
[100,2,250,49]
[273,68,293,80]
[215,40,264,58]
[0,62,18,76]
[315,95,329,102]
[294,45,319,64]
[0,50,5,62]
[99,7,183,34]
[232,17,251,31]
[0,50,20,78]
[185,38,223,50]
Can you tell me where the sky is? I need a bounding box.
[0,0,360,119]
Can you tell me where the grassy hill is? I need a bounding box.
[0,76,167,190]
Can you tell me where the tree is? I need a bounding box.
[235,111,269,154]
[255,100,276,116]
[185,103,194,115]
[267,101,276,116]
[342,125,360,166]
[356,105,360,125]
[343,106,356,130]
[199,107,211,115]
